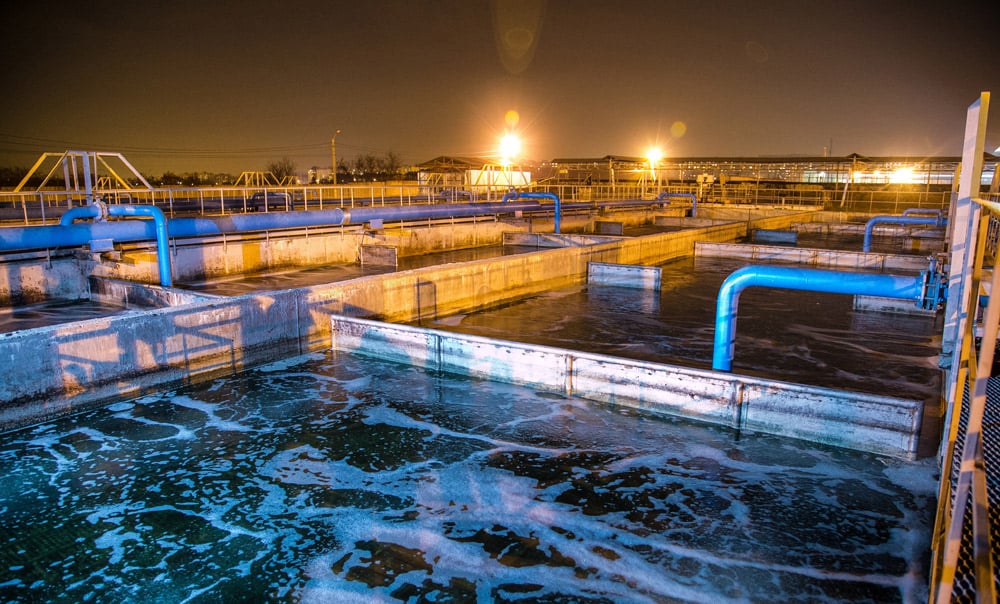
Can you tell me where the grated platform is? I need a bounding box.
[948,375,1000,601]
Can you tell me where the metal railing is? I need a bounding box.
[0,182,954,226]
[930,193,1000,602]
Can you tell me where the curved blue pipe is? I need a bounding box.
[862,215,944,252]
[657,192,697,218]
[712,265,923,371]
[60,204,105,226]
[58,203,173,287]
[106,205,172,287]
[501,191,561,233]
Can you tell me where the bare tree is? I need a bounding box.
[266,157,297,182]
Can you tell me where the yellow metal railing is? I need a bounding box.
[930,196,999,603]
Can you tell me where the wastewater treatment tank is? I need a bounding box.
[0,349,937,602]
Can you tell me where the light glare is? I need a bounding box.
[500,133,521,162]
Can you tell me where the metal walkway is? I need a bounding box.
[944,376,1000,601]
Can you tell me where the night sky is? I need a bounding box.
[1,0,997,175]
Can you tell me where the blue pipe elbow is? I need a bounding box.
[60,204,104,226]
[862,215,945,252]
[514,192,561,233]
[106,205,172,287]
[712,265,923,371]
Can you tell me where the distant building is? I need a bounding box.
[307,168,332,184]
[416,156,531,194]
[548,153,998,188]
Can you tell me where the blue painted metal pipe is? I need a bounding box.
[712,265,923,371]
[58,202,173,286]
[500,191,561,233]
[0,202,543,255]
[60,204,104,226]
[1,210,345,253]
[862,215,944,252]
[658,192,697,218]
[107,205,172,287]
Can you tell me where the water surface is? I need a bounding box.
[0,351,936,602]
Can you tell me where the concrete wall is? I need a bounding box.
[329,316,923,458]
[695,242,931,272]
[89,276,223,308]
[0,253,89,304]
[0,209,823,429]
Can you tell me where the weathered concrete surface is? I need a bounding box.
[654,216,729,228]
[0,291,305,427]
[360,244,398,267]
[696,241,931,272]
[0,253,89,305]
[587,262,661,289]
[89,277,224,308]
[594,221,624,235]
[329,316,923,458]
[502,232,624,248]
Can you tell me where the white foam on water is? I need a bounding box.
[255,352,325,372]
[170,395,250,433]
[0,350,937,602]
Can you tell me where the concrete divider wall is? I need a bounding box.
[0,290,306,427]
[0,209,822,429]
[89,276,225,308]
[0,255,89,305]
[695,242,931,272]
[329,316,923,458]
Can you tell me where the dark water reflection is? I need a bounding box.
[0,299,135,334]
[0,352,936,602]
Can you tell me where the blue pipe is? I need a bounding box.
[501,191,561,233]
[657,192,697,218]
[59,203,104,226]
[862,215,944,252]
[107,205,172,287]
[0,202,547,254]
[712,265,924,371]
[58,202,173,287]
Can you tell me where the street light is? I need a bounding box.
[331,129,342,185]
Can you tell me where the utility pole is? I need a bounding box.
[331,129,342,185]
